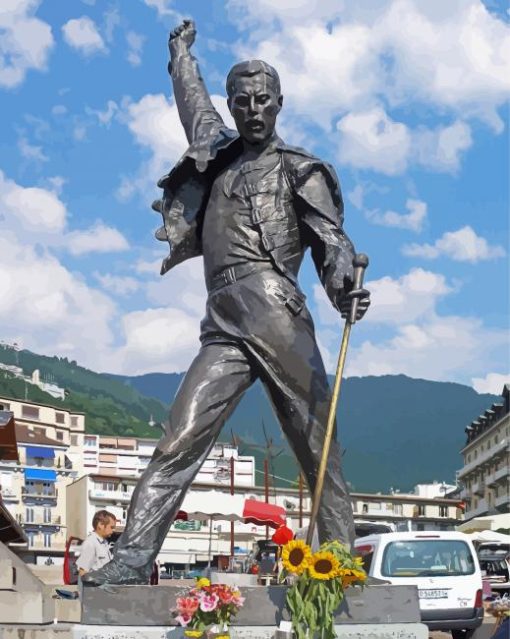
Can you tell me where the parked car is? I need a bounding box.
[354,531,484,639]
[477,542,510,594]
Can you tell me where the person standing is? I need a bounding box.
[77,510,116,577]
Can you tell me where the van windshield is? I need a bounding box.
[381,540,475,577]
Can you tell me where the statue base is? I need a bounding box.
[81,583,420,626]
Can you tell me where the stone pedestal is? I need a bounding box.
[81,584,420,627]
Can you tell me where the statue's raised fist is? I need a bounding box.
[168,19,196,54]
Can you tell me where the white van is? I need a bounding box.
[353,531,484,638]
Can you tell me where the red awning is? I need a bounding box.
[243,499,286,529]
[175,497,287,530]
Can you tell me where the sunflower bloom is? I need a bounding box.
[308,551,340,580]
[282,539,312,575]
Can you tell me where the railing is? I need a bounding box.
[0,487,17,499]
[494,493,510,508]
[464,498,488,519]
[458,439,509,478]
[89,488,134,501]
[21,515,62,526]
[21,489,57,500]
[486,466,509,486]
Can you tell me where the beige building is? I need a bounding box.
[0,396,85,563]
[457,385,510,520]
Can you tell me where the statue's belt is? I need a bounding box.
[207,262,272,292]
[207,262,305,316]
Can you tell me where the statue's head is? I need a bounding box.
[226,60,283,145]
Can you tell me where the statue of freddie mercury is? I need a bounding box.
[83,19,370,586]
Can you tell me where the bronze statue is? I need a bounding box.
[82,20,370,586]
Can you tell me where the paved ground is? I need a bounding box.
[430,615,495,638]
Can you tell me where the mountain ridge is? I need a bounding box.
[0,345,499,492]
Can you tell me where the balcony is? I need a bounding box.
[473,481,485,497]
[21,515,62,526]
[21,489,57,503]
[89,488,134,503]
[486,466,510,486]
[0,487,18,501]
[458,439,509,478]
[464,498,488,520]
[494,493,510,509]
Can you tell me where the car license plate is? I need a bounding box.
[419,589,448,599]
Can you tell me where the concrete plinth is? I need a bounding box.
[71,624,429,639]
[81,584,420,627]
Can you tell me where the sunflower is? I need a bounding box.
[308,551,340,580]
[282,539,312,575]
[339,567,367,587]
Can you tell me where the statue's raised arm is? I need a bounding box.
[168,20,225,144]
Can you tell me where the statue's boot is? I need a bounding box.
[80,559,150,586]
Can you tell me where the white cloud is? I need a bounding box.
[0,169,202,375]
[414,121,473,173]
[86,100,119,126]
[66,223,130,256]
[229,0,510,129]
[368,199,427,233]
[0,169,66,233]
[102,7,120,44]
[126,31,144,67]
[52,104,68,116]
[315,267,452,327]
[117,93,187,199]
[345,315,508,381]
[62,16,107,56]
[0,235,116,368]
[313,266,508,384]
[336,107,411,175]
[403,226,506,262]
[143,0,179,18]
[17,135,48,162]
[0,170,129,256]
[110,306,201,375]
[0,0,54,89]
[118,92,236,199]
[336,108,474,175]
[471,372,509,395]
[94,273,140,296]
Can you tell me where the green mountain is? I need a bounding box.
[0,345,499,492]
[0,345,165,438]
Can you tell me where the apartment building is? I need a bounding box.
[458,384,510,520]
[0,396,85,563]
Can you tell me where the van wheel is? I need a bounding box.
[451,630,475,639]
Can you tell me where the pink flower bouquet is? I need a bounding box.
[173,578,245,634]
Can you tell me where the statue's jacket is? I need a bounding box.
[152,52,356,313]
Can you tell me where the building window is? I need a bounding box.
[55,412,65,424]
[44,508,52,523]
[362,503,368,513]
[55,431,64,441]
[439,505,448,517]
[417,505,426,517]
[21,405,40,420]
[25,507,35,523]
[85,437,96,447]
[494,434,499,444]
[71,435,78,446]
[394,504,403,516]
[0,402,10,410]
[43,533,52,548]
[70,416,78,427]
[27,532,36,547]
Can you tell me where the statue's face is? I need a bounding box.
[228,75,282,145]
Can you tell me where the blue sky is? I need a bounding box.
[0,0,508,393]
